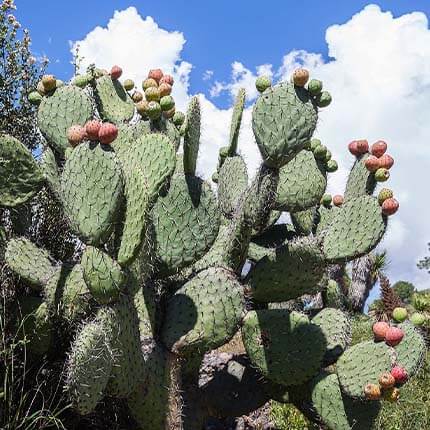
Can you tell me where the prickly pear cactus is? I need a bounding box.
[1,65,422,430]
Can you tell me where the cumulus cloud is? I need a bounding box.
[73,4,430,289]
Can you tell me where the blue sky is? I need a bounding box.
[14,1,430,303]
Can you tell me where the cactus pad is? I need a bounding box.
[242,309,326,386]
[37,85,92,154]
[291,208,317,235]
[183,96,201,175]
[0,134,44,207]
[61,142,123,245]
[275,150,326,212]
[344,154,376,201]
[152,173,220,276]
[322,195,387,263]
[248,237,326,302]
[228,88,245,155]
[40,146,60,196]
[161,267,245,355]
[337,340,394,399]
[252,82,318,168]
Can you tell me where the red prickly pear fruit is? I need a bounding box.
[385,326,404,346]
[371,140,387,158]
[379,372,396,389]
[356,139,369,154]
[85,120,102,141]
[160,74,174,86]
[148,68,163,83]
[132,91,143,103]
[332,195,344,207]
[391,366,408,384]
[348,141,361,156]
[378,188,393,205]
[67,125,86,147]
[110,65,122,80]
[159,82,172,97]
[292,68,309,87]
[364,383,381,400]
[382,198,399,216]
[378,154,394,169]
[375,167,390,182]
[364,155,380,172]
[383,387,400,402]
[373,321,390,341]
[98,123,118,145]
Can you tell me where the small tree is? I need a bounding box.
[392,280,416,303]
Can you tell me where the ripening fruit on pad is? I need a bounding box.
[379,154,394,169]
[356,139,369,154]
[67,125,86,147]
[378,188,393,205]
[332,195,344,207]
[364,383,381,400]
[98,123,118,144]
[391,366,408,384]
[382,198,399,216]
[132,91,143,103]
[255,75,271,93]
[42,74,56,92]
[371,140,387,158]
[365,155,380,172]
[375,167,390,182]
[110,65,122,80]
[292,68,309,87]
[378,372,395,389]
[385,326,404,346]
[373,321,390,341]
[392,307,408,322]
[160,74,174,86]
[85,120,102,141]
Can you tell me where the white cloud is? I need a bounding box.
[73,4,430,289]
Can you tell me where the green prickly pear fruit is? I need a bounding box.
[326,159,338,172]
[310,138,321,151]
[42,74,56,92]
[160,74,174,86]
[110,65,122,80]
[371,140,387,158]
[67,125,86,147]
[392,307,408,322]
[320,194,332,207]
[142,78,158,90]
[410,312,426,326]
[381,198,399,216]
[255,75,271,93]
[379,154,394,169]
[85,120,102,141]
[172,111,185,126]
[28,91,42,105]
[324,149,332,162]
[72,74,90,88]
[98,123,118,145]
[132,91,143,102]
[308,78,323,96]
[315,91,332,108]
[375,167,390,182]
[292,68,309,87]
[123,79,134,91]
[378,188,393,205]
[162,107,175,119]
[146,101,162,120]
[160,95,175,111]
[148,68,163,83]
[145,86,161,102]
[313,144,327,160]
[332,195,344,207]
[159,82,172,97]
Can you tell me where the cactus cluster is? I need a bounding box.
[0,64,425,430]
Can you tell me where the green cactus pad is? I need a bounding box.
[337,340,394,400]
[291,208,317,235]
[394,322,426,377]
[252,82,318,168]
[248,237,326,302]
[37,85,92,154]
[218,155,248,218]
[117,133,176,266]
[183,96,201,175]
[323,279,346,309]
[40,146,60,196]
[81,246,125,304]
[66,308,114,414]
[312,308,351,365]
[0,134,44,207]
[5,238,57,289]
[275,150,326,212]
[310,372,351,430]
[315,205,339,235]
[322,195,387,263]
[94,75,135,124]
[152,173,220,276]
[161,267,245,355]
[251,209,282,236]
[228,88,245,155]
[344,154,377,201]
[61,142,123,245]
[17,296,52,355]
[242,309,326,386]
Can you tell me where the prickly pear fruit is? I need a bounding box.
[320,194,332,208]
[383,387,400,402]
[365,155,380,172]
[315,91,332,108]
[142,78,158,90]
[364,383,381,400]
[145,86,161,102]
[146,101,162,120]
[382,198,399,216]
[148,68,163,83]
[292,68,309,87]
[378,188,393,205]
[159,83,172,97]
[391,366,408,384]
[326,159,338,172]
[373,321,390,341]
[28,91,42,105]
[72,74,90,88]
[136,100,149,116]
[132,91,143,103]
[160,95,175,111]
[410,312,426,326]
[392,307,408,323]
[98,123,118,145]
[255,76,271,93]
[375,168,390,182]
[385,326,404,346]
[85,120,102,141]
[313,145,327,160]
[356,139,369,154]
[160,74,174,86]
[371,140,387,158]
[42,74,56,92]
[332,195,344,207]
[110,65,122,80]
[123,79,134,91]
[379,372,396,389]
[378,154,394,169]
[67,125,86,147]
[308,79,323,96]
[348,141,360,156]
[172,111,185,126]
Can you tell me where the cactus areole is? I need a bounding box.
[0,65,422,430]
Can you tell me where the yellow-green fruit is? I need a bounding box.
[172,111,185,126]
[255,75,272,93]
[410,312,426,326]
[308,79,323,96]
[136,100,149,116]
[392,307,408,322]
[310,138,321,151]
[142,78,158,90]
[28,91,42,105]
[313,145,327,160]
[375,168,390,182]
[316,91,332,108]
[145,86,160,102]
[326,159,338,172]
[123,79,135,91]
[42,74,56,92]
[321,194,332,208]
[132,91,143,102]
[378,188,393,205]
[160,95,175,111]
[146,101,162,120]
